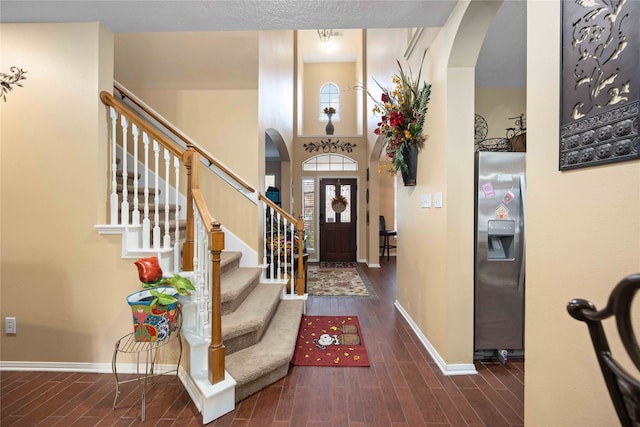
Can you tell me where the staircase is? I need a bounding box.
[179,251,305,421]
[98,84,307,423]
[217,252,303,401]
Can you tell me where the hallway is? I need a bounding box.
[1,258,524,426]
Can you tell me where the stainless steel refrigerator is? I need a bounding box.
[474,152,526,363]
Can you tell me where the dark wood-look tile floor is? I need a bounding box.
[1,258,524,426]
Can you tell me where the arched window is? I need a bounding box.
[303,154,357,171]
[319,83,340,120]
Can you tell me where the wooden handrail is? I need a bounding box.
[113,82,255,194]
[258,194,298,226]
[100,91,184,159]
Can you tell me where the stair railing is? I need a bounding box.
[184,148,225,384]
[113,81,256,202]
[101,91,185,271]
[110,82,307,297]
[101,84,306,388]
[260,196,305,297]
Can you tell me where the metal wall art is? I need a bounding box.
[304,138,356,153]
[1,67,28,102]
[560,0,639,170]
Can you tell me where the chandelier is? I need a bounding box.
[317,29,333,43]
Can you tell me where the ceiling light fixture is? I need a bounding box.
[317,29,332,43]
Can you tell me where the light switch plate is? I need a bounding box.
[434,192,443,208]
[5,317,16,334]
[421,194,431,208]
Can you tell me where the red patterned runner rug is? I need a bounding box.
[291,315,370,367]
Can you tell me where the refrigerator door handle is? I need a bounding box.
[517,174,527,295]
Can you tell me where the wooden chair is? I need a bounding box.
[567,274,640,427]
[379,216,397,261]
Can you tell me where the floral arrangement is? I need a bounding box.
[323,106,336,115]
[368,52,431,174]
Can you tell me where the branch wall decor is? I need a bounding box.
[1,67,28,102]
[560,0,639,170]
[304,138,356,153]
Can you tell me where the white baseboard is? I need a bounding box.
[394,301,477,376]
[0,360,178,374]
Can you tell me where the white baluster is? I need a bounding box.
[289,221,295,296]
[152,140,161,249]
[120,116,129,225]
[142,133,151,249]
[193,206,202,336]
[173,156,181,270]
[204,235,211,339]
[282,216,288,284]
[131,124,140,226]
[109,107,118,225]
[163,149,171,249]
[276,212,282,280]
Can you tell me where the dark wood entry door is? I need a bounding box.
[319,178,357,262]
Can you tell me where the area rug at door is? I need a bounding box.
[307,263,372,297]
[291,315,370,367]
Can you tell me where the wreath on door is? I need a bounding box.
[331,194,348,213]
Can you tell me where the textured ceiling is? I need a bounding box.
[1,1,458,32]
[2,0,526,91]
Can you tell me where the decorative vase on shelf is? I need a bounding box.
[325,113,334,135]
[401,144,418,186]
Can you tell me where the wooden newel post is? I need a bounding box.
[296,216,305,296]
[182,148,196,271]
[209,221,225,385]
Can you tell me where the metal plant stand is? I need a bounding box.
[111,310,182,421]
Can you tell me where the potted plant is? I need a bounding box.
[127,256,195,342]
[366,50,431,185]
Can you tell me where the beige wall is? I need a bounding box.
[394,0,501,366]
[260,31,295,214]
[365,28,410,265]
[120,88,260,248]
[525,2,640,425]
[0,23,140,363]
[475,88,526,140]
[302,62,358,136]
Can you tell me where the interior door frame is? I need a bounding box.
[311,174,360,263]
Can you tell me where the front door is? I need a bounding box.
[319,178,357,262]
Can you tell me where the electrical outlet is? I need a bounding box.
[6,317,16,334]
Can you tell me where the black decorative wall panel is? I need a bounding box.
[560,0,639,170]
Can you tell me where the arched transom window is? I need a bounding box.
[303,154,357,171]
